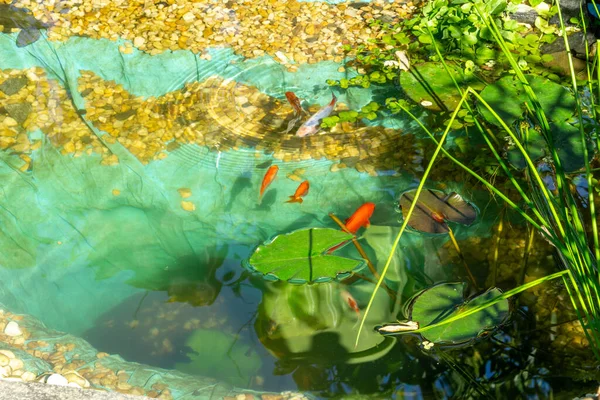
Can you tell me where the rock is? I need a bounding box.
[0,350,15,359]
[0,354,8,367]
[181,201,195,211]
[541,30,597,58]
[46,373,68,386]
[8,358,23,371]
[182,12,195,23]
[510,4,538,25]
[2,117,18,127]
[0,77,28,96]
[133,36,145,47]
[177,188,192,198]
[21,371,36,382]
[4,321,22,336]
[0,366,12,378]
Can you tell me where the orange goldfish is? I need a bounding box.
[260,165,279,198]
[286,180,309,203]
[345,202,375,234]
[340,289,360,316]
[285,91,306,116]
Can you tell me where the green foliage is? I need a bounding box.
[400,62,484,112]
[245,228,364,283]
[321,102,380,127]
[326,0,562,124]
[478,74,591,171]
[408,282,509,345]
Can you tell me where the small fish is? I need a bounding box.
[375,321,420,335]
[430,211,445,224]
[285,91,306,116]
[256,160,273,169]
[0,4,51,48]
[284,115,302,134]
[260,165,279,198]
[286,180,309,203]
[296,93,337,137]
[284,92,307,134]
[340,289,360,316]
[345,202,375,234]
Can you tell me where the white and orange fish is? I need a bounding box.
[285,180,309,203]
[340,289,360,316]
[296,93,337,137]
[259,165,279,198]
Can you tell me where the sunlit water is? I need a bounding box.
[0,0,597,398]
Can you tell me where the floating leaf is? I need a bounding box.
[400,62,484,112]
[478,74,591,172]
[399,189,477,234]
[478,74,576,127]
[245,228,364,283]
[408,282,509,344]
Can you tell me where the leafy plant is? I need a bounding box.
[245,228,364,283]
[360,7,600,361]
[406,282,509,345]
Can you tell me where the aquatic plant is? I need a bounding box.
[359,3,600,361]
[384,282,510,345]
[245,228,364,283]
[325,0,564,125]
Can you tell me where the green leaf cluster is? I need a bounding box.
[321,102,380,128]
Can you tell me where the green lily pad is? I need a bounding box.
[507,122,591,172]
[408,282,509,345]
[400,62,485,112]
[246,228,364,283]
[480,74,590,172]
[478,74,576,127]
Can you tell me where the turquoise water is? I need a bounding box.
[0,3,597,399]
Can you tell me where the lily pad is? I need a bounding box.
[408,282,509,345]
[479,74,590,172]
[478,74,576,127]
[245,228,364,283]
[400,62,485,112]
[399,189,477,234]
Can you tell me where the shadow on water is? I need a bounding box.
[226,172,253,212]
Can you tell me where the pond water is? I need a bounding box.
[0,0,598,399]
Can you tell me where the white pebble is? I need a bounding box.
[0,350,15,359]
[8,358,23,370]
[0,365,12,378]
[182,12,195,23]
[46,374,68,386]
[4,321,22,337]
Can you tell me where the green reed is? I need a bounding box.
[356,1,600,360]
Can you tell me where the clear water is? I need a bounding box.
[0,0,597,398]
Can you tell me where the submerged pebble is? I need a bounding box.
[45,373,69,386]
[4,321,22,336]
